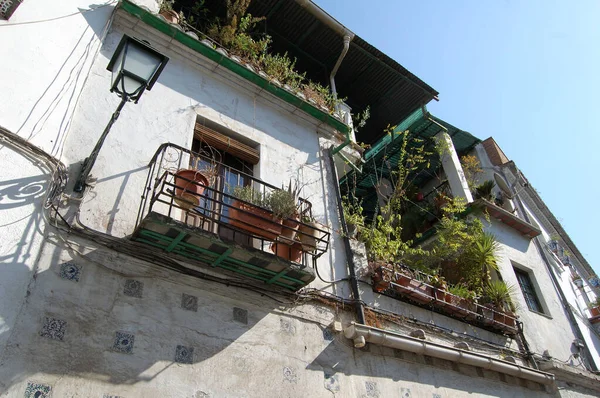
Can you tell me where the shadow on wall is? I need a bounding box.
[0,142,52,361]
[0,234,277,394]
[306,338,543,397]
[13,4,115,158]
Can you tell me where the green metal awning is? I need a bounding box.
[341,107,481,218]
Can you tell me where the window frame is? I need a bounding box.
[513,266,546,315]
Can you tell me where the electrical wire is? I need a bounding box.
[0,1,117,27]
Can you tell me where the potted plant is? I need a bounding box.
[159,0,181,24]
[572,274,584,288]
[298,214,328,251]
[270,241,303,262]
[269,181,300,244]
[173,169,210,209]
[448,285,478,317]
[342,197,365,238]
[371,264,393,293]
[228,185,282,240]
[548,240,560,254]
[430,274,449,304]
[474,180,495,201]
[588,297,600,318]
[482,280,517,329]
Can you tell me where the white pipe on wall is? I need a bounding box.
[344,322,555,385]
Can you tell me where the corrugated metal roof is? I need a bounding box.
[247,0,439,144]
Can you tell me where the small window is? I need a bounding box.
[1,0,22,20]
[514,268,544,313]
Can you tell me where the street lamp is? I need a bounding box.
[74,35,169,192]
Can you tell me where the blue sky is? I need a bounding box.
[316,0,600,276]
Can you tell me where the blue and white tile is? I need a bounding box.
[112,331,135,354]
[40,317,66,341]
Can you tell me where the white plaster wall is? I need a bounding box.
[0,234,555,398]
[58,15,349,292]
[468,146,584,364]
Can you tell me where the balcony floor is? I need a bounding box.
[132,212,315,291]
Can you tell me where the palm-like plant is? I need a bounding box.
[472,232,500,283]
[483,280,517,312]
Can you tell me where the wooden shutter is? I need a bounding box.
[194,123,260,165]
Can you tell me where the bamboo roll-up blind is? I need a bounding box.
[194,123,260,165]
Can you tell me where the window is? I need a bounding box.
[514,268,544,313]
[1,0,22,20]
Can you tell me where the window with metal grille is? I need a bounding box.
[514,268,544,313]
[1,0,22,19]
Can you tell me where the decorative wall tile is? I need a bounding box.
[103,395,123,398]
[123,279,143,298]
[401,387,412,398]
[181,293,198,312]
[365,381,379,398]
[324,372,340,393]
[112,331,135,354]
[24,382,51,398]
[233,307,248,324]
[40,317,66,341]
[59,261,81,282]
[432,394,442,398]
[283,366,297,383]
[175,345,194,364]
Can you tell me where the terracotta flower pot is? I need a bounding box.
[160,9,180,24]
[280,216,300,244]
[298,221,327,250]
[271,242,303,262]
[174,169,209,209]
[590,306,600,318]
[229,200,282,240]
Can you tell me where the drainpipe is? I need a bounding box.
[502,167,598,372]
[327,147,365,325]
[330,34,352,113]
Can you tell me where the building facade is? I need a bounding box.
[0,1,599,397]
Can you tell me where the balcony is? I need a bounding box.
[371,263,518,336]
[133,144,330,291]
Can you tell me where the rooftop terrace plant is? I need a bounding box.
[172,0,346,113]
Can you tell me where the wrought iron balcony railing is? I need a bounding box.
[133,143,330,290]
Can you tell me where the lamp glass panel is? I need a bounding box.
[111,48,124,88]
[122,41,163,84]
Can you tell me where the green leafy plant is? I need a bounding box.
[232,185,267,207]
[268,181,300,220]
[342,196,365,235]
[475,180,495,201]
[482,280,517,312]
[358,128,433,262]
[588,297,600,309]
[449,284,478,301]
[460,154,483,191]
[261,52,305,88]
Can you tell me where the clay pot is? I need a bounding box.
[229,200,282,240]
[173,169,209,209]
[271,242,303,262]
[280,216,300,244]
[160,9,180,24]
